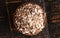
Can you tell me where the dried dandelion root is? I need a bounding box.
[14,3,46,36]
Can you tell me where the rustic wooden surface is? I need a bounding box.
[45,0,60,38]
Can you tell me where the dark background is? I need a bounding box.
[0,0,60,38]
